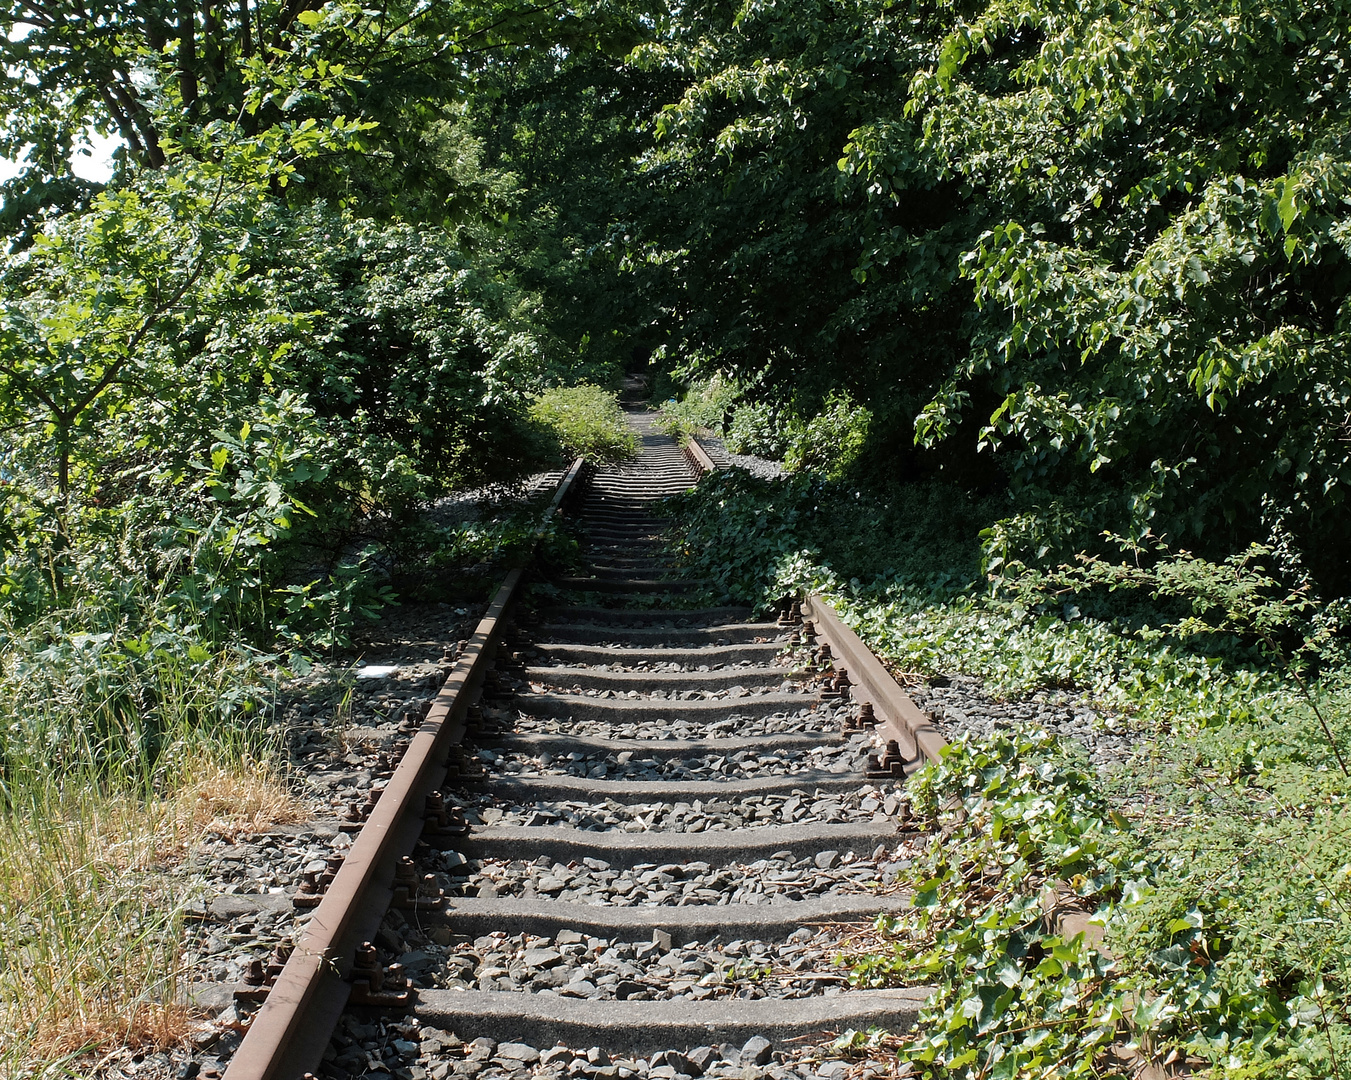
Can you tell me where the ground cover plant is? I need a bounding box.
[666,468,1351,1078]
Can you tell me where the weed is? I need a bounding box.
[665,470,1351,1078]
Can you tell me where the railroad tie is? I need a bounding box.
[411,407,929,1057]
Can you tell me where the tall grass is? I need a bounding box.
[0,611,299,1074]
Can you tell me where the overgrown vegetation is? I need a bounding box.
[529,385,639,464]
[667,469,1351,1077]
[7,0,1351,1069]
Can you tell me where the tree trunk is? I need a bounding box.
[179,0,200,107]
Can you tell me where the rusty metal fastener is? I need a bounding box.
[265,945,292,980]
[834,669,853,701]
[393,856,446,912]
[444,745,486,782]
[866,739,908,779]
[348,941,413,1009]
[842,698,876,733]
[422,790,470,841]
[234,958,273,1003]
[801,619,817,645]
[292,869,324,910]
[321,855,344,886]
[339,788,383,833]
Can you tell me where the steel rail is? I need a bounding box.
[683,437,946,768]
[799,597,946,767]
[223,457,587,1080]
[682,435,720,476]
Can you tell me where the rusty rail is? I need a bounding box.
[683,437,946,770]
[223,457,587,1080]
[682,435,720,476]
[799,597,946,768]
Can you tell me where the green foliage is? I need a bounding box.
[656,377,740,440]
[859,730,1130,1078]
[724,399,792,459]
[0,601,275,792]
[856,722,1351,1079]
[665,469,993,610]
[0,143,560,645]
[782,392,873,479]
[529,384,638,464]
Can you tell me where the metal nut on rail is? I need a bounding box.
[834,668,852,701]
[293,869,324,910]
[422,790,470,840]
[348,941,413,1009]
[866,739,908,778]
[234,957,273,1002]
[340,787,383,833]
[843,698,876,733]
[444,744,486,783]
[392,856,446,911]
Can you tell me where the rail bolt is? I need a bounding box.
[293,870,324,910]
[233,957,274,1002]
[349,941,414,1009]
[834,669,852,701]
[866,739,908,778]
[319,854,345,887]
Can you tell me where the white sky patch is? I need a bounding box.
[3,23,121,185]
[70,130,121,182]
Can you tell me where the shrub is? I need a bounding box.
[655,376,739,439]
[782,392,872,479]
[528,384,638,464]
[724,399,792,459]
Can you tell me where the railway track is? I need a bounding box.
[213,406,944,1080]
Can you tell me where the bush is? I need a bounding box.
[782,391,872,479]
[724,400,792,459]
[528,384,638,464]
[655,376,739,439]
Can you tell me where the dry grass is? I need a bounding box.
[0,757,299,1073]
[175,757,305,842]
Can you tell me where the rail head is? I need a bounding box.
[682,436,720,476]
[222,457,586,1080]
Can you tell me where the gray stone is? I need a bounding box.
[813,851,839,870]
[741,1037,773,1067]
[496,1044,541,1063]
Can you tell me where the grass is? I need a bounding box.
[0,614,300,1076]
